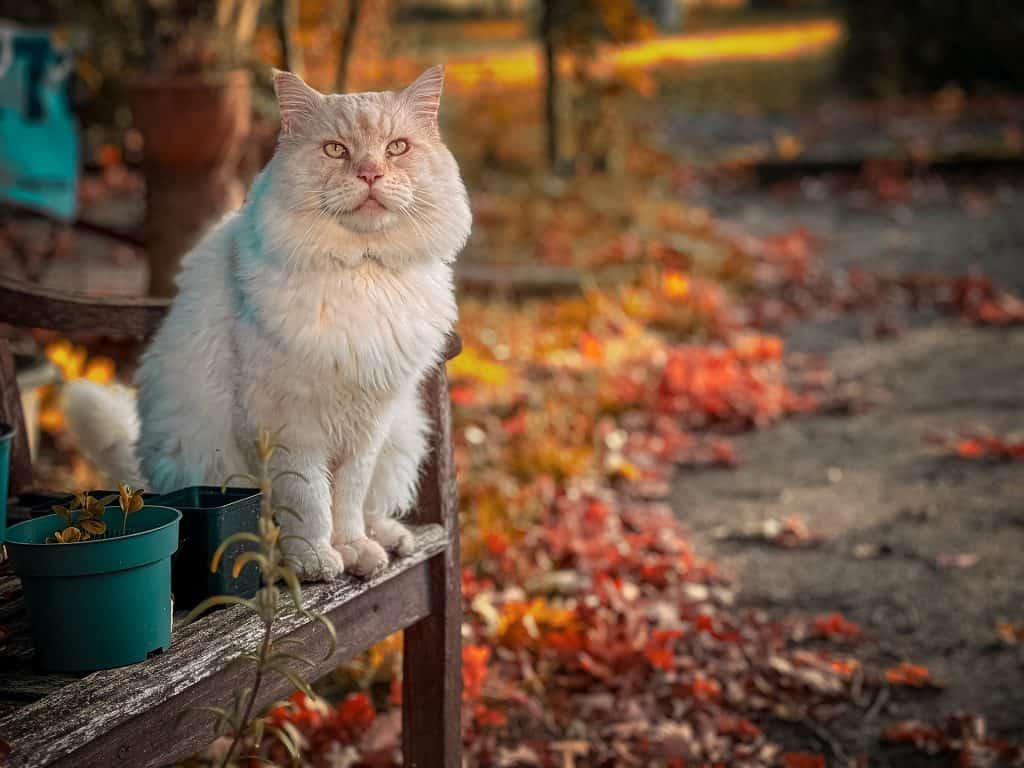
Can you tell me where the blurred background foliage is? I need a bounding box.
[1,0,1021,184]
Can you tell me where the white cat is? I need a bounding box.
[65,66,471,581]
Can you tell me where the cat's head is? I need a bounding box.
[262,67,470,268]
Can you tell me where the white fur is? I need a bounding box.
[66,68,470,581]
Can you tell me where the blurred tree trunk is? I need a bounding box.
[275,0,304,76]
[335,0,362,92]
[540,0,559,169]
[540,0,573,174]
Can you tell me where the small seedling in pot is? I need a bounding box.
[48,491,116,543]
[117,483,146,536]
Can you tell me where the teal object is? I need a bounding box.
[0,422,13,541]
[5,505,181,672]
[0,25,78,220]
[150,487,261,610]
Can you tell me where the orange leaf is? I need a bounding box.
[885,662,931,687]
[782,753,825,768]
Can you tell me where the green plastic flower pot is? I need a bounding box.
[150,486,261,610]
[0,423,13,541]
[5,505,181,672]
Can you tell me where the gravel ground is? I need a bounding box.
[675,177,1024,764]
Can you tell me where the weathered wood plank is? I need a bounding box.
[0,276,169,341]
[404,367,462,768]
[0,673,79,701]
[0,340,33,494]
[0,525,447,768]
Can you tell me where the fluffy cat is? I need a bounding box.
[65,66,471,581]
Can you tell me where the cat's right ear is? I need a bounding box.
[273,69,323,134]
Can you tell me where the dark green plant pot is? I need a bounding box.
[150,487,261,610]
[5,505,181,672]
[0,423,13,541]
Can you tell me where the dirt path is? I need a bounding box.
[676,180,1024,763]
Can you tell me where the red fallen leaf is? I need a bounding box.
[717,714,762,740]
[388,676,402,707]
[885,662,932,687]
[463,645,491,702]
[336,692,376,730]
[957,439,985,458]
[936,429,1024,461]
[781,753,826,768]
[502,409,527,436]
[643,645,674,671]
[710,439,738,466]
[580,331,605,361]
[997,621,1024,644]
[484,531,510,556]
[691,676,721,701]
[882,720,943,746]
[813,612,862,640]
[473,702,508,728]
[450,384,476,406]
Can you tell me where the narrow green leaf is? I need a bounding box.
[308,612,338,659]
[183,595,256,625]
[231,550,270,578]
[273,505,303,521]
[221,473,257,491]
[210,532,263,573]
[277,567,305,614]
[265,725,301,766]
[267,650,315,669]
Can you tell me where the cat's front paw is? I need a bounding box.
[283,540,346,582]
[366,515,416,558]
[333,537,388,578]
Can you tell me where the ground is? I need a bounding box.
[675,177,1024,762]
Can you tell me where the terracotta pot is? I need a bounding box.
[128,69,252,172]
[128,69,252,296]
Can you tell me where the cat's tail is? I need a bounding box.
[62,380,144,486]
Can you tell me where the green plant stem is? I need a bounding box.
[220,618,273,768]
[219,455,278,768]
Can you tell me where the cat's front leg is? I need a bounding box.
[363,398,429,558]
[271,449,346,582]
[332,449,389,578]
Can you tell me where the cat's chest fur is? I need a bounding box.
[235,252,455,431]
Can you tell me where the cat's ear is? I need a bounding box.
[273,69,323,134]
[401,65,444,135]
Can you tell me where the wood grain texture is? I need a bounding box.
[0,340,33,494]
[0,525,447,768]
[0,276,169,341]
[403,366,463,768]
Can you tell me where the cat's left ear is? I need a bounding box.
[402,65,444,136]
[273,69,324,134]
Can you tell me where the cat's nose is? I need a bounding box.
[357,168,383,185]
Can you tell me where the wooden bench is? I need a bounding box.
[0,275,462,768]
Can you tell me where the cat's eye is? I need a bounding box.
[386,139,409,157]
[323,141,348,159]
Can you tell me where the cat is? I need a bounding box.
[64,66,471,581]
